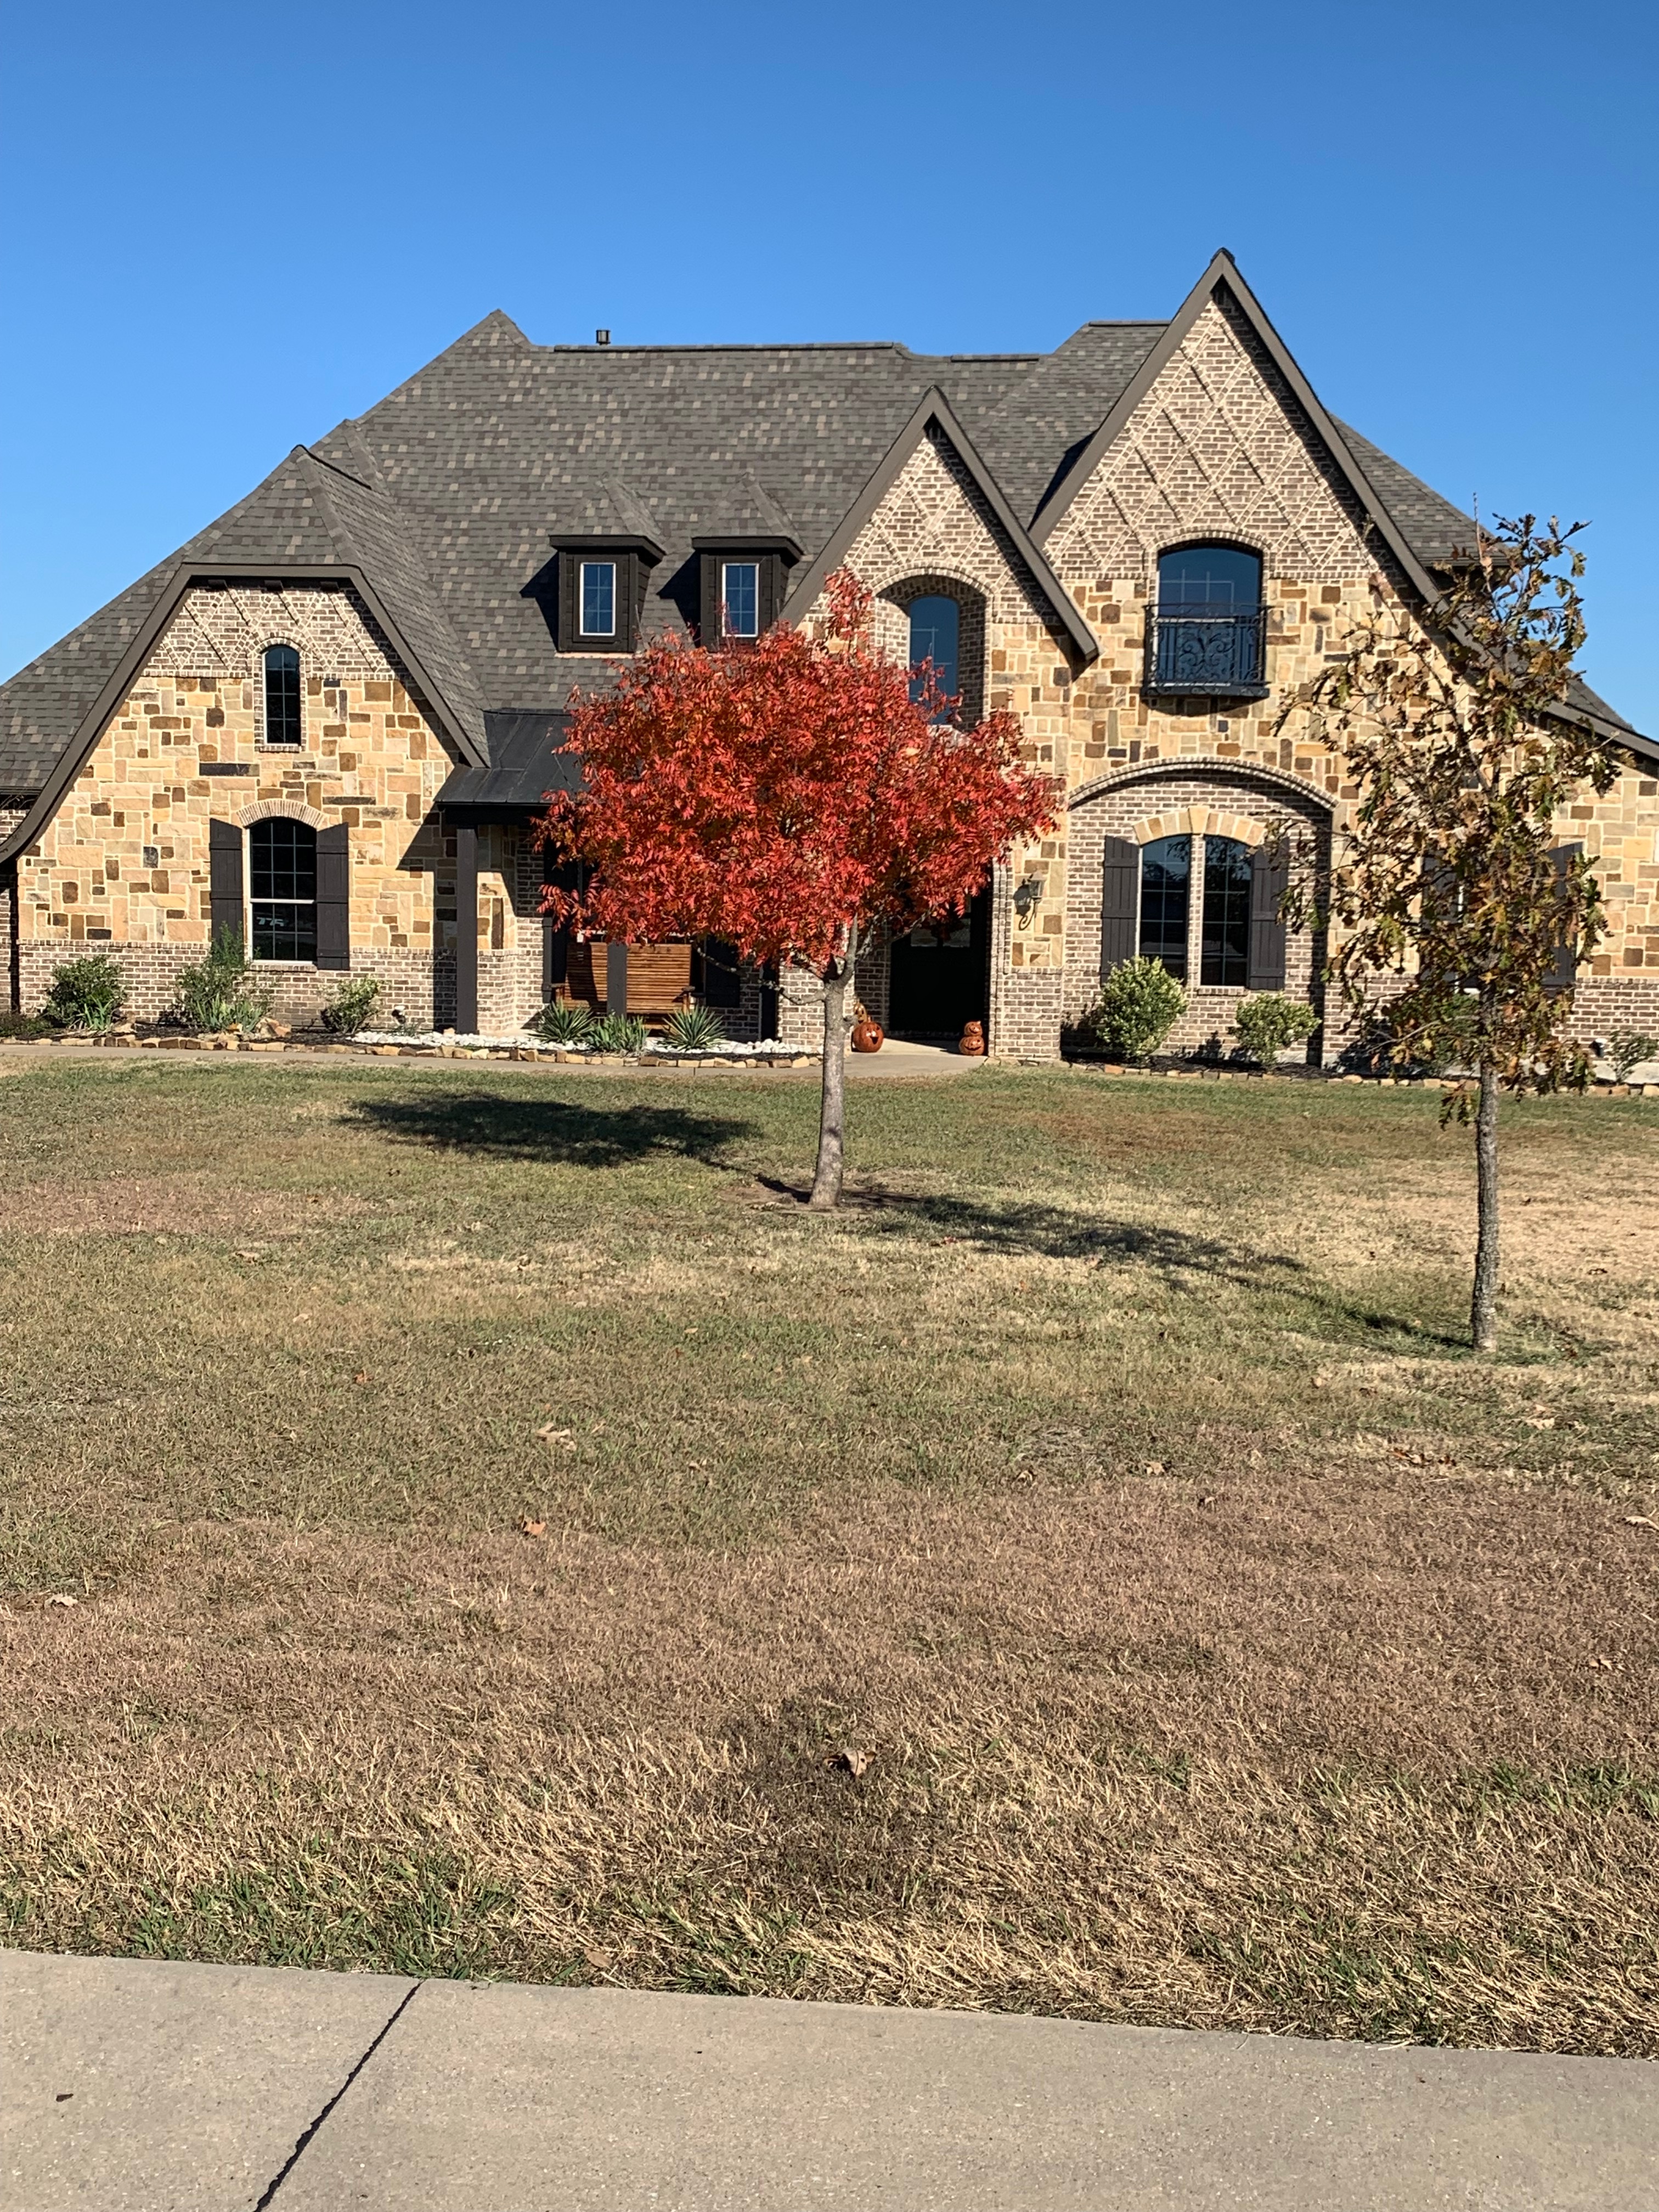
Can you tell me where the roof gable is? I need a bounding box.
[781,388,1098,665]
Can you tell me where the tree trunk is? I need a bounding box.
[809,961,849,1210]
[1471,1057,1501,1352]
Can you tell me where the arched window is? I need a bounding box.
[263,645,302,748]
[250,818,317,961]
[1151,545,1264,694]
[908,595,960,713]
[1201,836,1252,986]
[1138,834,1190,978]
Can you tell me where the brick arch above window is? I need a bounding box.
[1065,754,1336,819]
[875,573,987,724]
[233,798,331,831]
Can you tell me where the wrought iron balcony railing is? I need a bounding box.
[1146,603,1268,697]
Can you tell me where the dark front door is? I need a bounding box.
[888,888,990,1038]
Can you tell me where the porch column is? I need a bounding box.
[454,821,478,1034]
[605,941,629,1014]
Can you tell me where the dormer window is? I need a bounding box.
[580,561,617,639]
[693,533,802,647]
[721,562,760,639]
[552,531,663,653]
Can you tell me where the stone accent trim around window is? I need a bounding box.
[1130,805,1267,849]
[232,799,332,831]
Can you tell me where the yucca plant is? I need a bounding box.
[589,1010,647,1054]
[172,928,272,1032]
[530,997,595,1045]
[662,1002,727,1052]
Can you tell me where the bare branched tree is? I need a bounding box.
[1284,517,1616,1351]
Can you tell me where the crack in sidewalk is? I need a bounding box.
[252,1979,422,2208]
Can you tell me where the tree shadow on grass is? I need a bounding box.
[758,1178,1466,1350]
[355,1091,756,1170]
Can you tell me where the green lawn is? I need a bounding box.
[2,1056,1655,2050]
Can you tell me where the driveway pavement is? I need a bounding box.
[3,1950,1654,2211]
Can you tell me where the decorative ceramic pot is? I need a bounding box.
[958,1020,986,1057]
[850,1018,884,1053]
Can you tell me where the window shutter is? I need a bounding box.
[1248,845,1288,990]
[315,824,351,970]
[1545,842,1584,992]
[698,555,720,645]
[1101,837,1138,970]
[208,819,244,946]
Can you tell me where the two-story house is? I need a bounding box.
[3,251,1654,1057]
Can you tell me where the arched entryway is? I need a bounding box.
[887,887,991,1040]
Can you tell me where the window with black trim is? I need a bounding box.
[263,644,302,747]
[250,817,317,961]
[907,595,960,713]
[1149,544,1266,696]
[1200,836,1252,986]
[1138,835,1190,979]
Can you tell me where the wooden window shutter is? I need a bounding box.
[314,824,351,970]
[1248,844,1289,990]
[1100,836,1139,970]
[1545,842,1583,992]
[208,819,244,946]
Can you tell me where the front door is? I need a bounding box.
[888,888,990,1039]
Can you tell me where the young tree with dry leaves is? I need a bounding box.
[1286,517,1615,1350]
[536,572,1058,1207]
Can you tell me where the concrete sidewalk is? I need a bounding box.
[3,1951,1653,2212]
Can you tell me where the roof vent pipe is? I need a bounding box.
[595,328,611,345]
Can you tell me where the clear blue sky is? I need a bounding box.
[3,1,1654,731]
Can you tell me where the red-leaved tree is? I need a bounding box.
[536,572,1058,1206]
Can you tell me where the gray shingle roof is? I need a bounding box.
[2,302,1643,799]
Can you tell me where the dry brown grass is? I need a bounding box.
[5,1468,1655,2050]
[2,1058,1655,2048]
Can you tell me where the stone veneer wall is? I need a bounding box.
[7,583,550,1033]
[794,294,1659,1059]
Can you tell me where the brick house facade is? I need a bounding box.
[3,252,1653,1053]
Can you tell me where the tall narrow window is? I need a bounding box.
[908,595,960,713]
[721,561,759,639]
[1138,835,1190,978]
[250,817,318,962]
[1201,836,1252,986]
[263,645,301,748]
[580,561,616,637]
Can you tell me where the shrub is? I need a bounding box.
[0,1009,53,1040]
[530,997,595,1046]
[173,927,272,1033]
[44,952,125,1031]
[1233,993,1319,1064]
[590,1010,647,1054]
[1605,1029,1658,1083]
[319,974,382,1036]
[1087,957,1187,1062]
[663,1002,727,1052]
